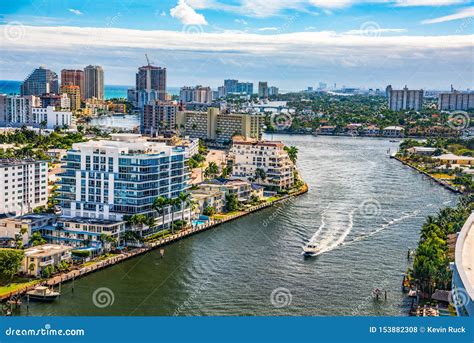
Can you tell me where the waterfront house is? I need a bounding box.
[406,147,438,156]
[317,125,336,135]
[382,126,404,137]
[0,214,55,247]
[362,125,380,136]
[190,188,226,214]
[21,244,73,277]
[200,178,252,202]
[434,153,474,166]
[35,217,125,250]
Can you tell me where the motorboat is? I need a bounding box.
[302,243,321,257]
[26,286,60,301]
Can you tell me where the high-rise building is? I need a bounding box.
[438,87,474,111]
[136,65,166,102]
[60,85,81,110]
[61,69,85,99]
[258,81,269,98]
[31,106,72,129]
[386,85,423,112]
[0,95,39,125]
[224,79,238,94]
[142,102,179,135]
[176,108,264,144]
[84,65,104,100]
[222,80,253,96]
[180,86,213,104]
[268,86,279,96]
[21,67,59,96]
[236,82,253,96]
[0,159,48,215]
[58,134,190,231]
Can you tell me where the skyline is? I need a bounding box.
[0,0,473,89]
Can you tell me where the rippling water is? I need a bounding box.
[24,135,457,316]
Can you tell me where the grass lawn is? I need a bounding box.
[431,173,455,180]
[0,277,39,297]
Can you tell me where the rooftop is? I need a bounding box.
[434,154,474,161]
[232,136,284,147]
[0,158,45,168]
[24,244,73,258]
[70,134,185,156]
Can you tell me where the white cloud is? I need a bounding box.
[160,11,167,17]
[258,27,279,31]
[422,6,474,23]
[345,28,407,34]
[170,0,208,25]
[0,25,471,88]
[234,19,248,25]
[68,9,83,16]
[187,0,469,17]
[394,0,468,7]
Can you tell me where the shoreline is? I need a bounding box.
[1,184,309,302]
[390,154,462,194]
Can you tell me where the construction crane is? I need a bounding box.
[145,53,153,67]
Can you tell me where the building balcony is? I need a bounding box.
[39,259,53,267]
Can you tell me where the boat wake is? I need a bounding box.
[307,205,426,256]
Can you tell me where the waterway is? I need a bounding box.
[24,135,457,316]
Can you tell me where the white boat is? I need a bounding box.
[26,286,60,301]
[302,243,321,257]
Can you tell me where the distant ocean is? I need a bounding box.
[0,80,180,99]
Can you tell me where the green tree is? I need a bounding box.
[153,196,170,230]
[254,168,267,184]
[284,146,299,164]
[225,193,239,212]
[204,162,219,179]
[29,232,46,246]
[0,249,24,284]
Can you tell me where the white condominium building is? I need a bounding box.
[0,95,40,125]
[31,106,73,129]
[58,134,190,224]
[229,137,294,190]
[0,159,48,215]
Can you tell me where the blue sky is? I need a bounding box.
[0,0,473,90]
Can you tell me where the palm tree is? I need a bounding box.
[153,196,169,231]
[178,192,191,224]
[284,146,299,164]
[254,168,267,184]
[168,198,181,233]
[127,214,147,236]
